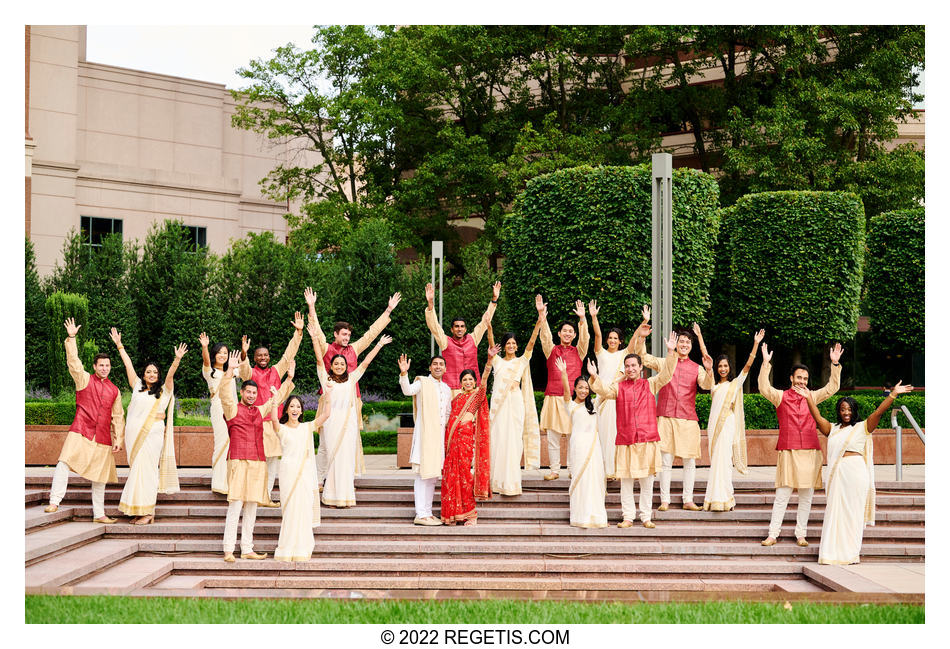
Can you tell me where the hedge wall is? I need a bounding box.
[714,191,866,344]
[863,208,925,352]
[501,165,720,337]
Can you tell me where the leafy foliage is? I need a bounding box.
[25,239,49,390]
[501,164,720,336]
[863,208,925,352]
[714,191,866,346]
[45,292,90,395]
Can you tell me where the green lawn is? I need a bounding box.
[25,596,923,624]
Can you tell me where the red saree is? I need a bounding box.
[440,386,492,523]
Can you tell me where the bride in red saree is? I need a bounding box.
[440,344,500,526]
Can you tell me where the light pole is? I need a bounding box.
[651,153,673,365]
[430,241,444,357]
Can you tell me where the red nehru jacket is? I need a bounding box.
[71,375,120,446]
[226,402,266,461]
[656,358,700,421]
[615,379,661,444]
[441,335,479,390]
[544,345,582,396]
[249,365,284,420]
[775,389,822,451]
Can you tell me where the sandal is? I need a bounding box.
[133,514,153,525]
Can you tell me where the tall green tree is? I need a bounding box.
[25,239,49,390]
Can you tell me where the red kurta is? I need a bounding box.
[440,386,491,523]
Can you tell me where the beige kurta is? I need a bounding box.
[311,308,390,431]
[538,316,590,435]
[566,401,607,528]
[118,379,174,516]
[237,328,302,457]
[590,352,676,479]
[488,351,538,495]
[57,337,125,484]
[758,361,842,489]
[275,420,320,561]
[219,373,294,504]
[202,364,234,495]
[635,338,713,460]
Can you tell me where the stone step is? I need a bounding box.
[97,519,926,542]
[25,489,46,505]
[25,504,75,531]
[25,539,139,594]
[25,521,104,562]
[71,556,173,595]
[120,537,925,560]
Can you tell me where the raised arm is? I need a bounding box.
[260,362,295,418]
[742,329,766,375]
[311,388,334,430]
[574,300,590,358]
[632,306,661,371]
[811,343,843,404]
[219,350,242,420]
[163,343,187,392]
[555,356,572,404]
[108,327,138,390]
[353,293,399,355]
[692,323,714,390]
[866,381,914,433]
[472,282,501,346]
[523,306,545,355]
[793,385,832,436]
[273,312,304,377]
[587,358,617,400]
[63,318,89,390]
[589,300,603,354]
[398,354,421,397]
[306,318,328,368]
[355,334,393,379]
[424,284,448,351]
[536,294,554,357]
[236,336,253,380]
[110,390,125,452]
[304,286,329,358]
[648,332,679,395]
[757,343,783,407]
[199,331,211,369]
[480,344,500,388]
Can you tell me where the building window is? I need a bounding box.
[186,225,207,251]
[80,216,123,249]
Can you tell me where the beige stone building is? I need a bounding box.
[26,25,318,276]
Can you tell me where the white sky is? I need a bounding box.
[85,25,318,89]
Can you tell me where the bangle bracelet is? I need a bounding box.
[117,345,124,350]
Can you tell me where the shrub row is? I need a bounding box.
[28,394,924,429]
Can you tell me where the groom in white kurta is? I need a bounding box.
[399,354,452,525]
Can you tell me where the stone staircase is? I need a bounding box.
[24,472,925,602]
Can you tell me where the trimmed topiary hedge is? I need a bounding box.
[713,191,866,344]
[501,164,721,337]
[863,208,924,352]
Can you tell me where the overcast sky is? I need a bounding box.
[85,25,318,89]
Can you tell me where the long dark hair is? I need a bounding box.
[835,396,862,426]
[279,394,304,425]
[714,354,733,382]
[209,343,229,377]
[328,354,349,383]
[140,362,162,399]
[573,375,595,415]
[500,332,517,354]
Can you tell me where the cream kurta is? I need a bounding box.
[538,317,590,435]
[237,329,302,457]
[401,374,451,478]
[635,339,713,460]
[488,351,537,495]
[58,337,125,484]
[819,421,875,565]
[202,365,235,495]
[702,371,748,511]
[119,379,173,516]
[275,420,320,561]
[319,367,365,507]
[566,401,607,528]
[758,361,842,488]
[594,348,625,478]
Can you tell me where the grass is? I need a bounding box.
[25,596,923,624]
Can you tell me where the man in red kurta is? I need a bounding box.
[45,318,125,523]
[237,312,304,505]
[306,287,402,487]
[590,331,678,528]
[425,281,500,394]
[758,342,843,546]
[219,350,294,561]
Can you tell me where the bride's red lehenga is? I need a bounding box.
[440,385,492,524]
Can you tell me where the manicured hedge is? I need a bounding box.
[502,164,720,337]
[863,208,924,352]
[26,393,923,429]
[714,191,866,344]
